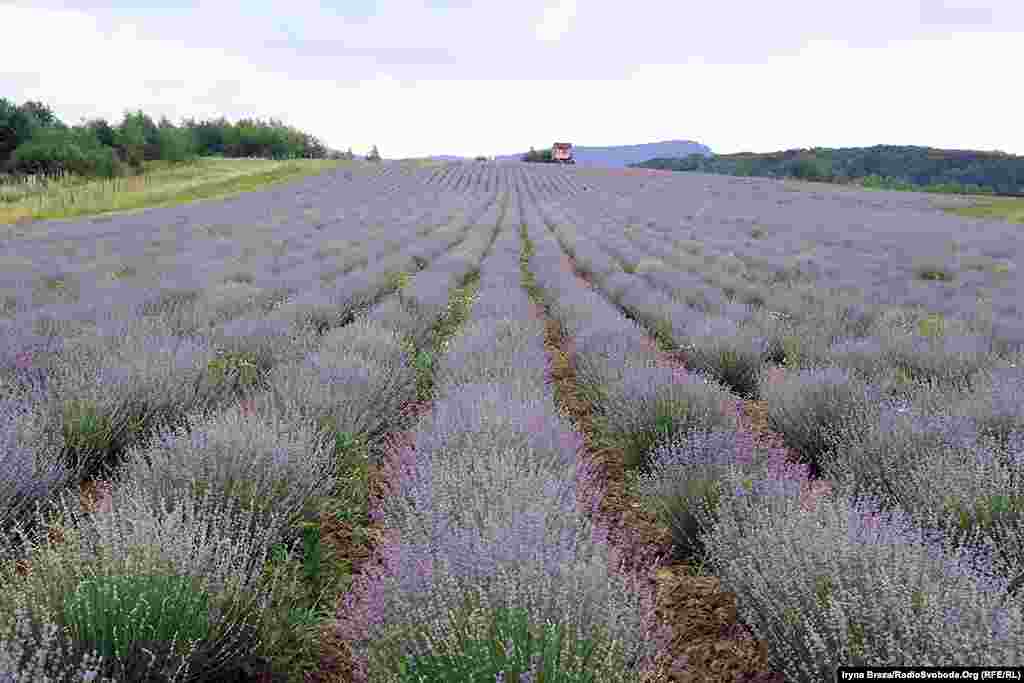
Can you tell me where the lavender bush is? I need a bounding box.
[759,365,872,480]
[614,286,686,348]
[341,385,672,682]
[115,401,338,551]
[952,365,1024,446]
[379,597,623,683]
[266,346,416,452]
[679,316,768,398]
[888,332,995,389]
[208,314,316,375]
[702,487,1024,679]
[594,365,738,472]
[825,336,892,382]
[41,324,223,478]
[629,427,792,565]
[820,394,1024,587]
[568,324,660,404]
[0,607,112,682]
[0,388,73,565]
[0,481,301,682]
[434,319,549,400]
[137,285,206,336]
[0,319,64,393]
[827,301,881,340]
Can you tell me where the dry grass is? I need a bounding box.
[0,157,351,225]
[943,196,1024,225]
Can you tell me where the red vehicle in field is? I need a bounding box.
[552,142,575,164]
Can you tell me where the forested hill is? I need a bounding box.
[632,145,1024,196]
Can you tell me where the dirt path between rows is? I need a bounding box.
[547,249,843,682]
[60,251,839,683]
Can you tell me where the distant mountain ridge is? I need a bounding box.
[493,140,713,167]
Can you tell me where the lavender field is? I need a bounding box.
[1,159,1023,682]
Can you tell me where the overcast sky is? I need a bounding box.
[3,1,1022,158]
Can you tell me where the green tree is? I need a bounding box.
[156,123,198,162]
[115,111,149,170]
[84,117,117,148]
[10,125,119,177]
[18,100,61,129]
[367,144,381,162]
[0,98,39,167]
[522,147,554,163]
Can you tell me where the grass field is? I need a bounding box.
[943,196,1024,224]
[0,157,350,225]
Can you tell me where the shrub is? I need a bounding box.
[379,597,622,683]
[266,348,416,453]
[137,285,204,324]
[204,316,316,400]
[0,389,72,563]
[380,385,589,532]
[117,402,338,551]
[340,385,673,683]
[888,333,994,389]
[631,427,792,565]
[593,366,738,472]
[0,606,111,682]
[915,264,955,282]
[317,318,410,368]
[702,488,1024,679]
[759,366,871,480]
[923,471,1024,600]
[956,366,1024,447]
[819,396,1024,585]
[434,318,550,400]
[0,482,299,681]
[44,325,221,478]
[569,325,660,406]
[681,316,768,398]
[829,302,880,340]
[62,573,211,662]
[10,126,122,178]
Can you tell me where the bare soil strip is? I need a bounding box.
[536,247,845,682]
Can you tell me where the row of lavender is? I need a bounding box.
[0,166,492,378]
[0,172,511,677]
[557,167,1024,353]
[0,162,461,342]
[3,159,1021,679]
[540,188,1013,397]
[421,161,587,202]
[0,173,501,486]
[528,189,1024,675]
[336,186,674,682]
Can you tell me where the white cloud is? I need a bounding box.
[1,2,1021,158]
[535,0,578,42]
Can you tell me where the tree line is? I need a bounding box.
[521,147,558,163]
[0,97,362,179]
[632,145,1024,196]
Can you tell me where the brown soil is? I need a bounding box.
[7,265,836,683]
[541,250,842,682]
[312,398,434,683]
